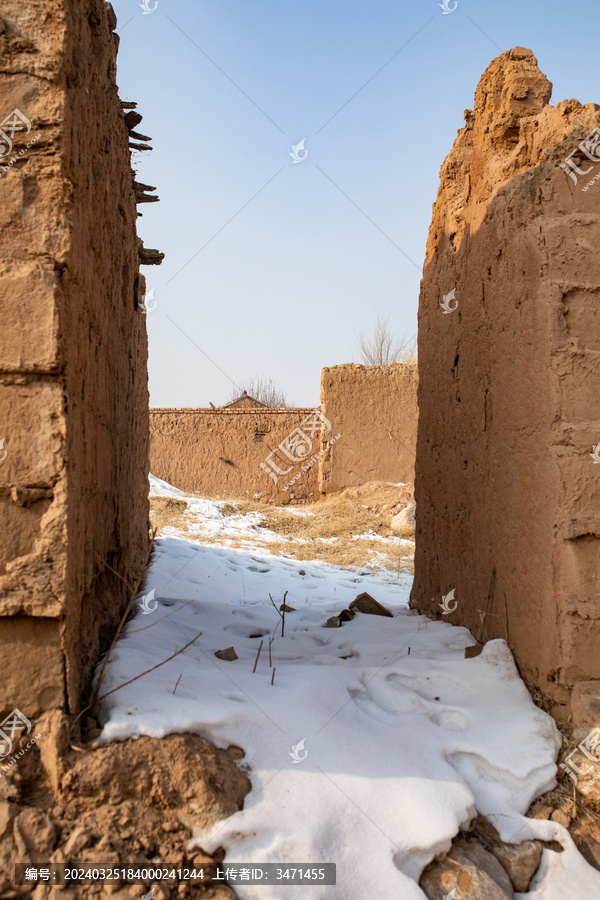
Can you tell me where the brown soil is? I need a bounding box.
[522,695,600,871]
[149,497,190,534]
[0,720,250,898]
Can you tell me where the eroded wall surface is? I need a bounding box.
[411,47,600,717]
[0,0,149,716]
[150,409,321,503]
[319,364,417,495]
[150,365,418,504]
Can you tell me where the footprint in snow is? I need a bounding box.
[224,624,271,638]
[387,671,474,703]
[428,708,468,731]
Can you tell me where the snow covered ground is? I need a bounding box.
[96,477,600,898]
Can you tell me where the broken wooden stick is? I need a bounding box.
[282,590,288,637]
[91,530,156,712]
[252,639,264,674]
[269,592,283,620]
[98,630,202,702]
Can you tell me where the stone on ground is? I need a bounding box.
[349,592,393,617]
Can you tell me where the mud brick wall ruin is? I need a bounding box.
[150,408,321,503]
[319,363,417,495]
[0,1,150,717]
[411,47,600,718]
[150,365,418,504]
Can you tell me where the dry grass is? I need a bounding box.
[524,686,600,863]
[150,484,415,573]
[150,497,190,532]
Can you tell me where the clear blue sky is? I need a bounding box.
[111,0,598,408]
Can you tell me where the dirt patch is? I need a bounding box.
[0,720,251,898]
[150,482,415,573]
[516,687,600,868]
[219,504,239,518]
[337,480,414,513]
[526,778,600,873]
[150,497,191,533]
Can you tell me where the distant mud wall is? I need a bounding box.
[150,365,418,504]
[411,47,600,719]
[319,364,417,495]
[150,409,321,503]
[0,1,149,716]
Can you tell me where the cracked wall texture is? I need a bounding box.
[318,364,417,495]
[150,408,321,503]
[411,47,600,719]
[0,0,149,716]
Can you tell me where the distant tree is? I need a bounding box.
[232,374,290,407]
[357,314,417,365]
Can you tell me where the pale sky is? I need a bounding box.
[111,0,599,408]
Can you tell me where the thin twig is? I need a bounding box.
[270,619,280,644]
[220,832,256,851]
[269,637,273,667]
[68,704,93,752]
[98,630,202,701]
[479,567,496,643]
[503,590,509,645]
[252,639,264,674]
[91,531,156,712]
[281,590,288,638]
[99,560,136,594]
[271,667,276,685]
[128,596,196,633]
[173,673,183,695]
[269,593,283,620]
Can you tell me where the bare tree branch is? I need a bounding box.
[357,314,417,365]
[230,373,290,407]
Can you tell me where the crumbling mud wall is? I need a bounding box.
[411,47,600,720]
[150,365,419,504]
[0,1,151,717]
[150,408,321,503]
[318,364,417,495]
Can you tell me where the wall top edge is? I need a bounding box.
[149,408,318,415]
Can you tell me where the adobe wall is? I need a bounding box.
[0,1,149,716]
[411,47,600,719]
[319,364,417,495]
[150,408,322,503]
